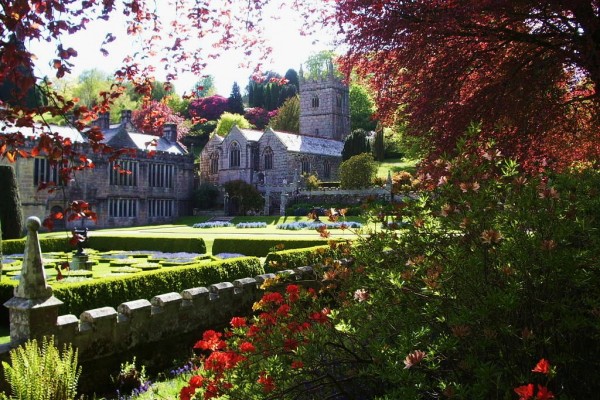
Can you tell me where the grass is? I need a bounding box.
[377,157,418,178]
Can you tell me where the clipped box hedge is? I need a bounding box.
[2,236,73,255]
[0,256,263,320]
[87,236,206,254]
[212,238,328,257]
[264,244,342,273]
[2,236,206,255]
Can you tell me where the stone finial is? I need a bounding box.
[14,217,53,299]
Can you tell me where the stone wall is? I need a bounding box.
[0,216,320,394]
[1,144,195,230]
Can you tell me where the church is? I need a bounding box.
[199,65,350,188]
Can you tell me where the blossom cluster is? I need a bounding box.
[179,284,328,399]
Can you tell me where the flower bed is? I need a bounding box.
[276,221,362,230]
[193,221,234,228]
[235,222,268,229]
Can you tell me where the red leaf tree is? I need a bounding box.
[132,100,189,140]
[336,1,600,171]
[188,95,230,122]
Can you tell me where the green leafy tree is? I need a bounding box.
[215,112,251,136]
[339,153,377,189]
[349,83,376,132]
[223,180,264,215]
[342,128,371,161]
[194,183,220,209]
[193,76,216,98]
[227,82,245,115]
[72,69,111,108]
[373,125,385,161]
[303,50,341,80]
[269,95,299,133]
[0,166,23,239]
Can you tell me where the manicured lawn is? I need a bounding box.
[377,157,418,177]
[41,216,372,254]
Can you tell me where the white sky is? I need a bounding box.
[27,3,337,96]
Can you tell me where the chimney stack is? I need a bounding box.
[163,123,178,142]
[93,112,110,130]
[121,110,132,124]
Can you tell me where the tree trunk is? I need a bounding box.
[0,165,24,239]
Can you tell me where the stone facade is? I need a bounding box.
[199,72,350,199]
[299,65,350,142]
[1,113,195,230]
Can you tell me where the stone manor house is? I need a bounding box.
[1,66,349,229]
[1,111,195,230]
[199,66,350,188]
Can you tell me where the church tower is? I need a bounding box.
[299,60,350,142]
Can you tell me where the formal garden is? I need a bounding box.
[2,1,600,400]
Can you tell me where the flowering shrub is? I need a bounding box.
[181,138,600,399]
[192,221,233,228]
[235,222,267,229]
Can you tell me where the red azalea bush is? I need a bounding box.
[179,137,600,399]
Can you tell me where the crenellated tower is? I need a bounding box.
[299,61,350,142]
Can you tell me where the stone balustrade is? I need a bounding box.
[1,216,317,363]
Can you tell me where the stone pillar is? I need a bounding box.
[4,217,63,346]
[280,192,288,216]
[264,189,270,216]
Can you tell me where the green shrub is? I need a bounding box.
[212,238,328,257]
[50,256,263,316]
[194,182,220,210]
[1,336,81,400]
[87,236,206,254]
[339,153,377,189]
[223,180,264,215]
[263,244,343,273]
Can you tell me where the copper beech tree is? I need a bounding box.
[335,1,600,172]
[0,0,325,231]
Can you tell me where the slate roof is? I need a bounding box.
[0,122,87,143]
[269,129,344,157]
[103,122,187,154]
[238,128,263,142]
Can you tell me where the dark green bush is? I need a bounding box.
[0,256,261,321]
[194,182,220,210]
[2,236,206,255]
[263,244,343,273]
[51,256,263,317]
[87,236,206,254]
[212,238,328,257]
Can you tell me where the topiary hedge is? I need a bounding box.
[0,256,263,322]
[2,236,207,255]
[87,236,206,254]
[2,236,73,255]
[212,238,329,257]
[263,243,347,273]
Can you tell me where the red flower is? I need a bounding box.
[261,292,284,305]
[179,386,196,400]
[532,358,551,375]
[536,385,554,399]
[286,284,300,302]
[230,317,246,328]
[514,383,535,400]
[258,372,276,393]
[283,338,299,351]
[204,351,244,373]
[189,375,204,388]
[277,304,291,317]
[291,360,304,369]
[239,341,256,353]
[309,310,329,324]
[403,350,426,369]
[194,330,227,351]
[259,312,277,326]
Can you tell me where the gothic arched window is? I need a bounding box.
[323,160,331,179]
[336,93,342,108]
[209,151,219,174]
[229,142,241,168]
[264,147,273,170]
[311,95,319,108]
[301,158,310,174]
